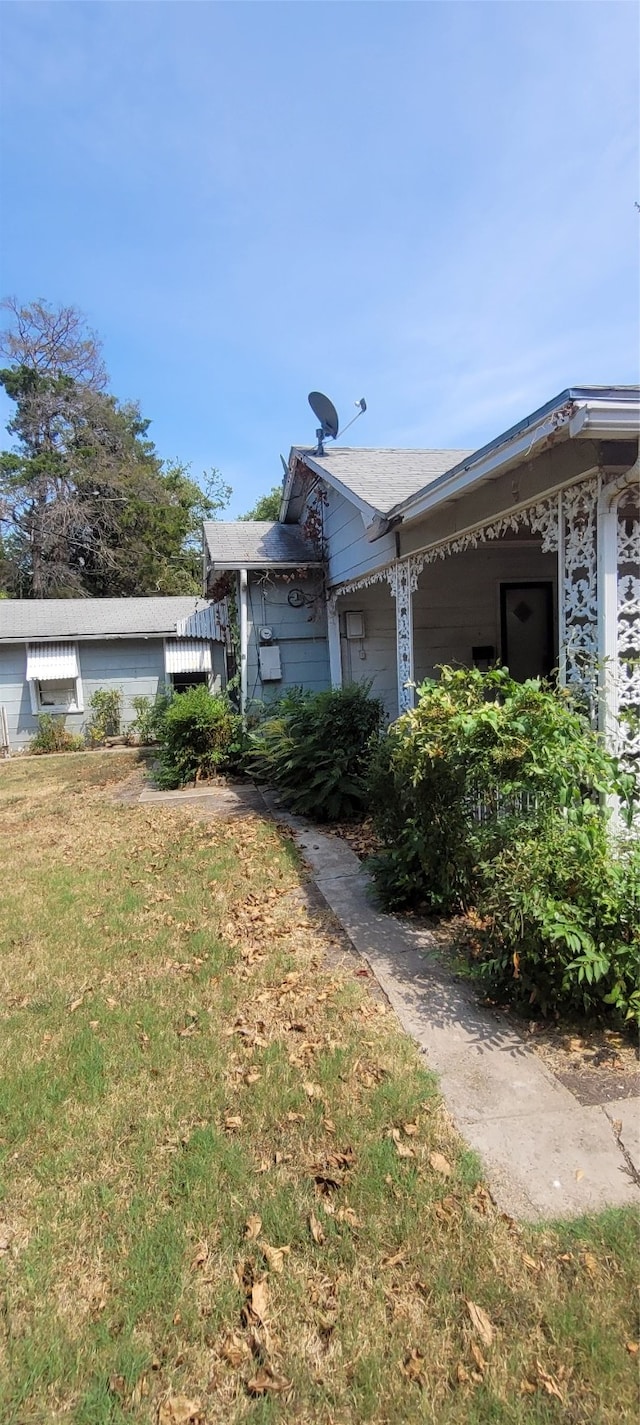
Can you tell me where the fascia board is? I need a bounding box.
[207,560,323,572]
[392,409,575,526]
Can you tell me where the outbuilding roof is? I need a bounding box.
[203,521,320,569]
[0,597,226,644]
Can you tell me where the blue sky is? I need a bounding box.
[1,1,638,515]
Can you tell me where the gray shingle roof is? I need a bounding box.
[203,521,320,567]
[0,597,218,643]
[297,447,474,515]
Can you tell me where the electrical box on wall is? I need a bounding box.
[259,644,282,681]
[345,610,365,640]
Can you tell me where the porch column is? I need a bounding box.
[596,482,619,750]
[326,597,342,689]
[391,558,415,713]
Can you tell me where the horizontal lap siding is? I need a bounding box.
[0,638,226,749]
[0,645,36,748]
[413,545,557,683]
[323,488,396,586]
[79,640,168,732]
[338,584,398,721]
[246,574,330,706]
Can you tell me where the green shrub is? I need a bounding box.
[249,683,384,821]
[86,687,122,745]
[155,684,244,788]
[368,667,635,912]
[474,816,640,1025]
[30,714,84,755]
[131,688,173,744]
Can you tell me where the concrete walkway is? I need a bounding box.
[138,782,639,1221]
[260,795,640,1222]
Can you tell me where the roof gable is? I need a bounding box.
[285,447,473,521]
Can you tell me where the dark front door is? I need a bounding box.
[500,582,554,681]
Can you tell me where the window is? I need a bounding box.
[26,643,84,714]
[171,671,210,694]
[37,679,80,710]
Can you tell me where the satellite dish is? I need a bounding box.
[308,391,339,442]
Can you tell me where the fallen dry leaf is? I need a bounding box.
[466,1300,493,1348]
[429,1151,452,1176]
[582,1251,598,1278]
[403,1121,419,1136]
[402,1348,426,1385]
[158,1397,202,1425]
[536,1362,564,1401]
[260,1240,289,1273]
[220,1334,249,1367]
[626,1341,639,1355]
[69,996,84,1013]
[382,1249,405,1268]
[247,1366,292,1395]
[250,1279,269,1323]
[575,1168,585,1181]
[244,1215,262,1241]
[309,1211,325,1246]
[470,1342,486,1374]
[224,1114,242,1131]
[303,1081,323,1100]
[521,1253,539,1271]
[190,1243,209,1269]
[456,1363,470,1384]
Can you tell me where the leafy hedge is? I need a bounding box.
[475,816,640,1024]
[154,684,245,788]
[249,684,384,820]
[367,667,639,1026]
[29,714,84,755]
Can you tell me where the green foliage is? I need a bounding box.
[475,818,640,1025]
[238,485,282,521]
[130,689,173,745]
[0,299,230,597]
[86,687,122,745]
[155,684,245,788]
[29,714,84,755]
[368,666,634,913]
[249,683,384,821]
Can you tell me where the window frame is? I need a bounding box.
[27,648,84,716]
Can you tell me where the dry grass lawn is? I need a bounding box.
[0,752,638,1424]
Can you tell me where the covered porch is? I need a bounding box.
[328,470,639,771]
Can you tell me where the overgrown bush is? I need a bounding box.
[474,817,640,1025]
[86,687,122,745]
[368,667,635,912]
[30,714,84,755]
[155,684,244,788]
[249,683,384,820]
[131,688,173,744]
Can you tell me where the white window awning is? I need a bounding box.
[26,643,79,681]
[164,640,212,675]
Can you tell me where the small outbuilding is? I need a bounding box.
[0,596,228,751]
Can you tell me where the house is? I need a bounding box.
[204,385,639,771]
[203,521,329,713]
[0,596,228,751]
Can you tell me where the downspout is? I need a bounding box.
[239,568,248,717]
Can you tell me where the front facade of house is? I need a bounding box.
[206,387,639,772]
[0,597,228,750]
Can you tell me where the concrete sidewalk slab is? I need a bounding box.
[264,796,640,1221]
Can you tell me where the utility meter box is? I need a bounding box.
[345,610,365,640]
[259,644,282,681]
